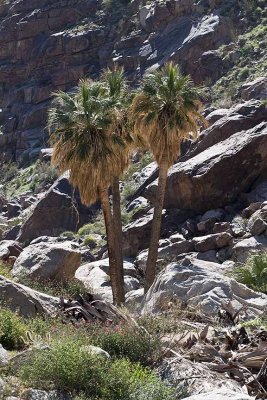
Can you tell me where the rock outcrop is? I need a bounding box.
[142,257,267,316]
[0,275,59,317]
[144,122,267,212]
[12,241,81,281]
[0,0,235,162]
[17,175,98,243]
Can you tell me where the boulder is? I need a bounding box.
[192,232,232,252]
[123,213,153,257]
[205,108,229,124]
[185,101,267,159]
[7,201,21,218]
[39,148,53,162]
[144,123,267,212]
[244,181,267,203]
[125,288,144,312]
[17,175,98,243]
[232,236,267,263]
[135,239,193,272]
[160,357,248,397]
[12,241,81,281]
[247,209,267,235]
[75,260,140,302]
[0,240,22,260]
[142,257,267,316]
[0,276,59,317]
[0,344,9,366]
[183,390,254,400]
[239,76,267,101]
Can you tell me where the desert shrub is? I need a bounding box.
[18,338,175,399]
[60,231,76,240]
[88,322,161,365]
[83,235,97,248]
[0,262,12,279]
[78,216,105,237]
[232,253,267,293]
[0,308,27,350]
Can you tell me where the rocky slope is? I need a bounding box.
[0,0,265,163]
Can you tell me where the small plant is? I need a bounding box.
[0,307,27,350]
[232,253,267,293]
[83,235,97,248]
[0,262,12,279]
[60,231,77,240]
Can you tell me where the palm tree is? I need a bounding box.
[48,79,128,305]
[130,62,206,293]
[233,253,267,293]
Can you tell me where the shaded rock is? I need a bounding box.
[232,236,267,263]
[247,209,267,235]
[192,233,232,252]
[12,241,81,281]
[145,123,267,212]
[142,257,267,316]
[241,202,262,218]
[244,181,267,203]
[0,276,59,317]
[0,240,22,260]
[135,239,193,272]
[185,101,267,159]
[123,212,153,257]
[196,250,218,263]
[126,196,149,213]
[213,222,231,234]
[76,258,138,279]
[17,175,98,243]
[206,108,229,124]
[239,76,267,101]
[7,201,21,218]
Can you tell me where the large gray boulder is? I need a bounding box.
[17,175,98,243]
[75,259,140,302]
[0,276,59,317]
[185,100,267,159]
[144,123,267,212]
[183,391,254,400]
[142,257,267,316]
[232,236,267,263]
[12,241,81,281]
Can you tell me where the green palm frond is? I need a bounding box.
[233,253,267,293]
[130,61,207,167]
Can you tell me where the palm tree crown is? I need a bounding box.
[131,62,205,167]
[49,79,126,206]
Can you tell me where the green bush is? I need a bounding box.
[83,235,97,248]
[88,322,161,365]
[18,338,175,399]
[232,253,267,293]
[60,231,76,240]
[0,308,27,350]
[0,262,12,279]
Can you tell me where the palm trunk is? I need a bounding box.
[99,186,122,305]
[112,176,125,303]
[144,160,169,293]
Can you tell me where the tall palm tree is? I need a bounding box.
[130,62,206,293]
[48,79,127,305]
[100,67,133,304]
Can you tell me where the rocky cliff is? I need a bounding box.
[0,0,265,163]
